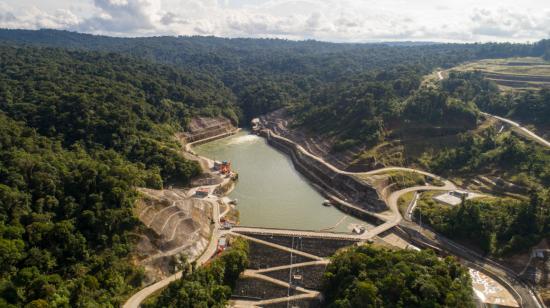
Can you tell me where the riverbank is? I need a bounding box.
[259,128,387,226]
[193,130,372,232]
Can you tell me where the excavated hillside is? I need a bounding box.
[132,116,237,283]
[261,109,361,171]
[182,116,235,143]
[261,108,497,174]
[133,188,215,283]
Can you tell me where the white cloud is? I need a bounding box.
[0,0,549,42]
[0,3,80,29]
[77,0,162,33]
[470,8,550,40]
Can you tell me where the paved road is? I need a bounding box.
[255,260,329,274]
[123,202,227,308]
[399,221,543,308]
[482,112,550,148]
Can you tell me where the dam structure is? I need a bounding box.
[191,122,400,307]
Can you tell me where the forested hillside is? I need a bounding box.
[323,245,474,307]
[143,238,249,307]
[0,46,238,306]
[0,29,545,125]
[0,46,242,185]
[0,114,145,306]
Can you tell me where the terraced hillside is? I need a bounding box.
[182,117,235,143]
[451,57,550,91]
[133,188,215,283]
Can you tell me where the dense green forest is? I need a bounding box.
[0,46,240,306]
[0,29,546,126]
[0,46,239,186]
[323,245,474,307]
[0,30,546,147]
[0,114,146,306]
[417,192,549,256]
[143,238,248,307]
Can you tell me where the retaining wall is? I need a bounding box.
[248,241,315,270]
[241,232,357,257]
[233,277,301,300]
[261,129,386,225]
[263,264,327,291]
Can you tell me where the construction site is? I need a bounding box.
[131,117,239,283]
[125,115,538,308]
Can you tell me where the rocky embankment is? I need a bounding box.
[133,188,214,283]
[260,109,363,171]
[257,114,387,224]
[181,116,236,143]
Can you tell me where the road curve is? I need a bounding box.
[482,112,550,148]
[437,70,549,148]
[123,203,227,308]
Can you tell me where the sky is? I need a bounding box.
[0,0,549,43]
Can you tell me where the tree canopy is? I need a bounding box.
[323,245,474,307]
[144,238,249,308]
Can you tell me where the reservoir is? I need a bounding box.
[194,130,368,232]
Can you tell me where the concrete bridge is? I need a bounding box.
[230,220,403,242]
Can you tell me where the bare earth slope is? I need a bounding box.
[133,188,214,283]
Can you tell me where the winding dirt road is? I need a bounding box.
[482,112,550,148]
[123,202,228,308]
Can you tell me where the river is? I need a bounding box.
[193,130,368,232]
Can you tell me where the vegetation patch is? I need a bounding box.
[323,245,474,307]
[397,191,416,216]
[415,193,549,256]
[387,171,427,190]
[143,238,248,307]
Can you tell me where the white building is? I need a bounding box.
[433,190,474,206]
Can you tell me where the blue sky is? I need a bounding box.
[1,0,549,42]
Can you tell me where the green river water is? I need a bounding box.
[194,130,367,233]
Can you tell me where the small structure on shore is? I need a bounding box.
[217,237,227,253]
[322,199,332,206]
[433,190,474,206]
[214,160,232,175]
[195,187,210,197]
[352,224,366,234]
